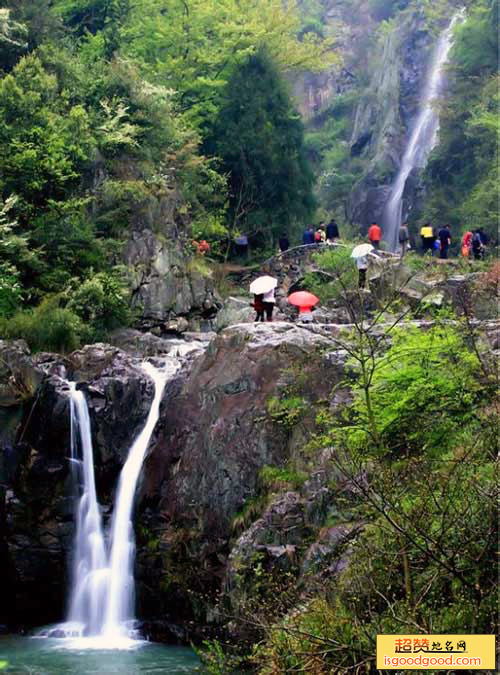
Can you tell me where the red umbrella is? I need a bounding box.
[288,291,319,313]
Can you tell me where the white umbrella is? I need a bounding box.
[250,275,278,295]
[351,243,374,259]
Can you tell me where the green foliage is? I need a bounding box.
[66,268,131,339]
[256,314,497,672]
[342,324,483,457]
[303,246,357,302]
[205,49,316,249]
[421,1,499,242]
[2,296,84,352]
[259,465,307,492]
[0,7,27,71]
[267,395,308,429]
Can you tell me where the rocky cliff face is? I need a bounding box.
[2,269,496,637]
[348,8,434,228]
[294,1,440,230]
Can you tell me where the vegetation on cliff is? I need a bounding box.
[422,0,499,241]
[0,0,329,344]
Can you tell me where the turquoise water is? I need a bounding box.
[0,635,202,674]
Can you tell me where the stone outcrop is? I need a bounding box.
[124,226,220,332]
[135,322,351,634]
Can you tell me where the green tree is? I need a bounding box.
[206,49,316,252]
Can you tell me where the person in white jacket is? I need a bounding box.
[262,288,275,321]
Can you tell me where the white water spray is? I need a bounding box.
[49,346,200,647]
[100,362,169,641]
[66,384,107,637]
[382,11,465,251]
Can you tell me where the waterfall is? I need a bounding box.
[382,10,465,251]
[66,384,107,636]
[47,348,199,647]
[100,362,168,640]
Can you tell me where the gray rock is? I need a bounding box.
[215,296,254,331]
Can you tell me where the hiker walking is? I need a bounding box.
[420,224,434,253]
[471,229,485,260]
[278,234,289,253]
[438,224,451,259]
[314,224,326,243]
[461,230,473,257]
[251,294,265,322]
[398,223,409,257]
[262,287,276,322]
[326,219,339,243]
[368,222,382,250]
[302,226,315,245]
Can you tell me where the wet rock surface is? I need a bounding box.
[0,341,179,628]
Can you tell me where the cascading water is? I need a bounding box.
[100,362,169,641]
[382,10,465,251]
[47,345,199,648]
[65,384,107,637]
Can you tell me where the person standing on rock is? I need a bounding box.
[262,287,275,321]
[438,224,451,259]
[461,230,473,257]
[326,219,339,243]
[251,294,265,322]
[357,255,368,289]
[420,223,434,253]
[314,224,326,243]
[399,222,410,257]
[368,222,382,250]
[303,226,315,246]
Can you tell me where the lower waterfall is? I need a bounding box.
[48,353,190,647]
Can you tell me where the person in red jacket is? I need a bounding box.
[368,222,382,250]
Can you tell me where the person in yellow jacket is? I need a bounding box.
[420,224,434,253]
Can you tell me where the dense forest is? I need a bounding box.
[0,0,497,348]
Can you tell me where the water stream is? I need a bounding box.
[382,10,465,251]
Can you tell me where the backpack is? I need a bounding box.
[314,230,322,242]
[472,232,482,250]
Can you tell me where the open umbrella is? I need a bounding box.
[288,291,319,311]
[250,275,278,295]
[351,243,374,259]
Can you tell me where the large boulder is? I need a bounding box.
[135,322,349,629]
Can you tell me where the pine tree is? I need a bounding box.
[206,49,316,250]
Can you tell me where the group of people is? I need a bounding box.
[419,224,489,260]
[461,228,489,260]
[301,220,340,248]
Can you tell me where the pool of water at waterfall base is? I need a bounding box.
[0,635,202,674]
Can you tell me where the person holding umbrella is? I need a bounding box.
[249,275,278,322]
[351,243,375,289]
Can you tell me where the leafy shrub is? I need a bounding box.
[67,269,131,339]
[0,263,22,317]
[2,296,84,352]
[343,324,483,457]
[303,246,357,302]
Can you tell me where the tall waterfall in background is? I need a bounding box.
[382,11,465,251]
[54,353,193,647]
